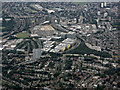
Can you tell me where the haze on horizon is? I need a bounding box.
[1,0,120,2]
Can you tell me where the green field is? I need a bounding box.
[25,9,38,13]
[17,32,29,39]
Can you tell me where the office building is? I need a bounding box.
[33,48,42,59]
[104,2,107,7]
[101,3,104,8]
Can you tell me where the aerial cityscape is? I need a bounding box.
[1,1,120,89]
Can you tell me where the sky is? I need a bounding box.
[0,0,120,2]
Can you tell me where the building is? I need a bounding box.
[32,25,56,37]
[97,11,101,16]
[50,38,76,53]
[47,9,55,13]
[104,12,108,17]
[104,2,107,7]
[33,48,42,59]
[85,43,101,51]
[66,32,76,39]
[32,4,43,11]
[31,34,38,37]
[101,3,104,8]
[60,32,66,39]
[79,16,83,24]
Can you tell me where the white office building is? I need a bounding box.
[33,48,42,59]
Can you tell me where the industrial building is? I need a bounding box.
[60,32,66,39]
[60,32,76,39]
[50,38,76,53]
[42,40,55,52]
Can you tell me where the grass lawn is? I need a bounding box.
[17,32,29,39]
[25,9,38,13]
